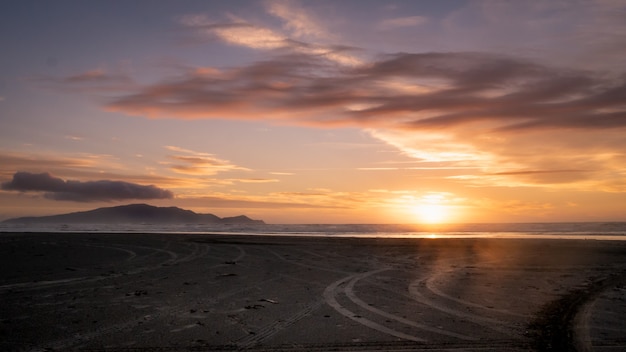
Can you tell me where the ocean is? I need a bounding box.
[1,222,626,240]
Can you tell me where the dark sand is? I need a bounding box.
[1,233,625,351]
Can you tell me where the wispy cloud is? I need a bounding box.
[163,145,248,175]
[179,195,343,210]
[0,150,116,178]
[265,0,332,40]
[378,15,428,30]
[64,135,84,141]
[236,178,279,183]
[31,68,136,93]
[1,171,173,202]
[181,16,288,50]
[179,2,361,66]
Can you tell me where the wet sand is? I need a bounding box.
[1,232,625,351]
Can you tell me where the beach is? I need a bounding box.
[1,232,625,351]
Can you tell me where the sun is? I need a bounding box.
[413,203,450,224]
[410,193,455,224]
[393,192,460,225]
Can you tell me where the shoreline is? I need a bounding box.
[2,230,626,241]
[1,233,625,351]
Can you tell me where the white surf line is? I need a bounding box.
[424,272,529,318]
[344,270,477,341]
[408,279,517,336]
[324,269,426,342]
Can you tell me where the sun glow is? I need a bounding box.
[413,203,450,224]
[411,193,456,224]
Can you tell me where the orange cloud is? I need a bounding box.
[101,52,626,190]
[178,6,361,66]
[33,46,622,192]
[163,145,248,175]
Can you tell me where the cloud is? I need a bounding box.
[186,17,288,50]
[107,52,626,131]
[2,172,174,202]
[100,50,626,190]
[0,151,98,179]
[66,69,114,83]
[35,1,623,192]
[181,195,339,209]
[265,0,331,40]
[378,16,428,30]
[163,145,248,175]
[0,150,190,191]
[179,8,361,66]
[30,68,135,93]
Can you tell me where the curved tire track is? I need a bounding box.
[345,270,477,341]
[324,269,426,342]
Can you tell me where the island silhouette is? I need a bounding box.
[2,203,265,225]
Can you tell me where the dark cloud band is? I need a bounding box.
[1,172,174,202]
[104,52,626,132]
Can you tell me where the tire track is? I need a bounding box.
[424,271,529,318]
[408,278,517,336]
[265,248,351,274]
[0,242,146,291]
[324,269,426,342]
[35,243,269,351]
[344,270,476,341]
[235,300,326,349]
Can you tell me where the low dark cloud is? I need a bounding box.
[1,172,174,202]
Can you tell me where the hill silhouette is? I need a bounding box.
[1,204,265,225]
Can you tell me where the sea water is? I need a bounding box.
[1,222,626,240]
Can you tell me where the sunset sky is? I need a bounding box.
[1,0,625,224]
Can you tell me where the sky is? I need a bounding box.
[1,0,625,224]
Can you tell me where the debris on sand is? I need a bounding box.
[245,304,265,310]
[260,298,278,304]
[217,273,237,278]
[127,290,148,296]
